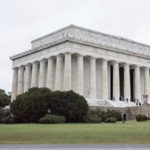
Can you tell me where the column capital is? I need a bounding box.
[122,63,130,67]
[112,61,119,65]
[141,66,149,70]
[101,58,109,62]
[48,56,56,60]
[132,65,141,69]
[33,61,39,65]
[64,51,72,55]
[19,65,25,69]
[40,59,47,63]
[75,53,84,57]
[12,67,19,70]
[25,63,32,67]
[135,65,141,69]
[87,56,96,60]
[109,60,119,65]
[56,53,65,57]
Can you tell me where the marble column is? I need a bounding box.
[124,64,130,101]
[55,55,63,90]
[64,53,71,91]
[17,66,24,95]
[31,61,39,87]
[113,62,119,101]
[144,68,149,101]
[89,57,96,98]
[11,68,18,101]
[47,57,54,90]
[39,59,47,87]
[134,66,141,101]
[77,55,83,95]
[24,64,31,92]
[102,59,108,100]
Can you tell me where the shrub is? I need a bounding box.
[39,114,66,124]
[0,107,12,123]
[105,109,122,121]
[105,118,110,123]
[10,87,52,123]
[136,114,147,122]
[105,117,117,123]
[86,114,102,123]
[47,90,89,123]
[0,107,4,123]
[10,88,88,123]
[88,109,106,122]
[2,116,16,124]
[0,89,10,107]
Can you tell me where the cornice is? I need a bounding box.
[10,25,150,60]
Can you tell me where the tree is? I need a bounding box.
[47,90,89,123]
[0,89,10,107]
[105,109,122,121]
[10,87,51,123]
[10,88,89,123]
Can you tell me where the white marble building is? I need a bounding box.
[10,25,150,107]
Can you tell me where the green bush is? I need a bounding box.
[88,109,106,122]
[10,88,88,123]
[86,114,102,123]
[47,90,88,123]
[0,107,11,123]
[0,89,10,108]
[136,114,147,122]
[39,114,66,124]
[105,109,122,121]
[0,107,4,123]
[2,116,16,124]
[105,117,117,123]
[87,109,122,122]
[10,87,52,123]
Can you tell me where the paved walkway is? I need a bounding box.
[0,144,150,150]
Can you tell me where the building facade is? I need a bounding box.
[10,25,150,107]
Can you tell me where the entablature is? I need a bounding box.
[10,25,150,60]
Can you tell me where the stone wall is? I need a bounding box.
[90,103,150,120]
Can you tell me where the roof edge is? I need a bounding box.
[31,24,150,48]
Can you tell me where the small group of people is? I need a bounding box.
[111,96,142,106]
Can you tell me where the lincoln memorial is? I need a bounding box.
[10,25,150,108]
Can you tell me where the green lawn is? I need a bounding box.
[0,121,150,144]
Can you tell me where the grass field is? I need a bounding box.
[0,121,150,144]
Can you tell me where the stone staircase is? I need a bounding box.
[86,98,114,107]
[86,98,137,107]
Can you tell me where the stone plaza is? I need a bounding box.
[10,25,150,119]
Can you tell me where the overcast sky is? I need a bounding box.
[0,0,150,93]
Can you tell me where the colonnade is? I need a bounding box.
[11,52,150,103]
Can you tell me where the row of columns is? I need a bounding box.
[11,53,150,102]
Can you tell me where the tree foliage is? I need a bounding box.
[136,114,147,122]
[39,114,66,124]
[105,109,122,121]
[86,114,102,123]
[10,87,51,123]
[0,89,10,107]
[10,88,88,123]
[47,90,89,123]
[105,117,117,123]
[88,108,106,122]
[87,108,122,122]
